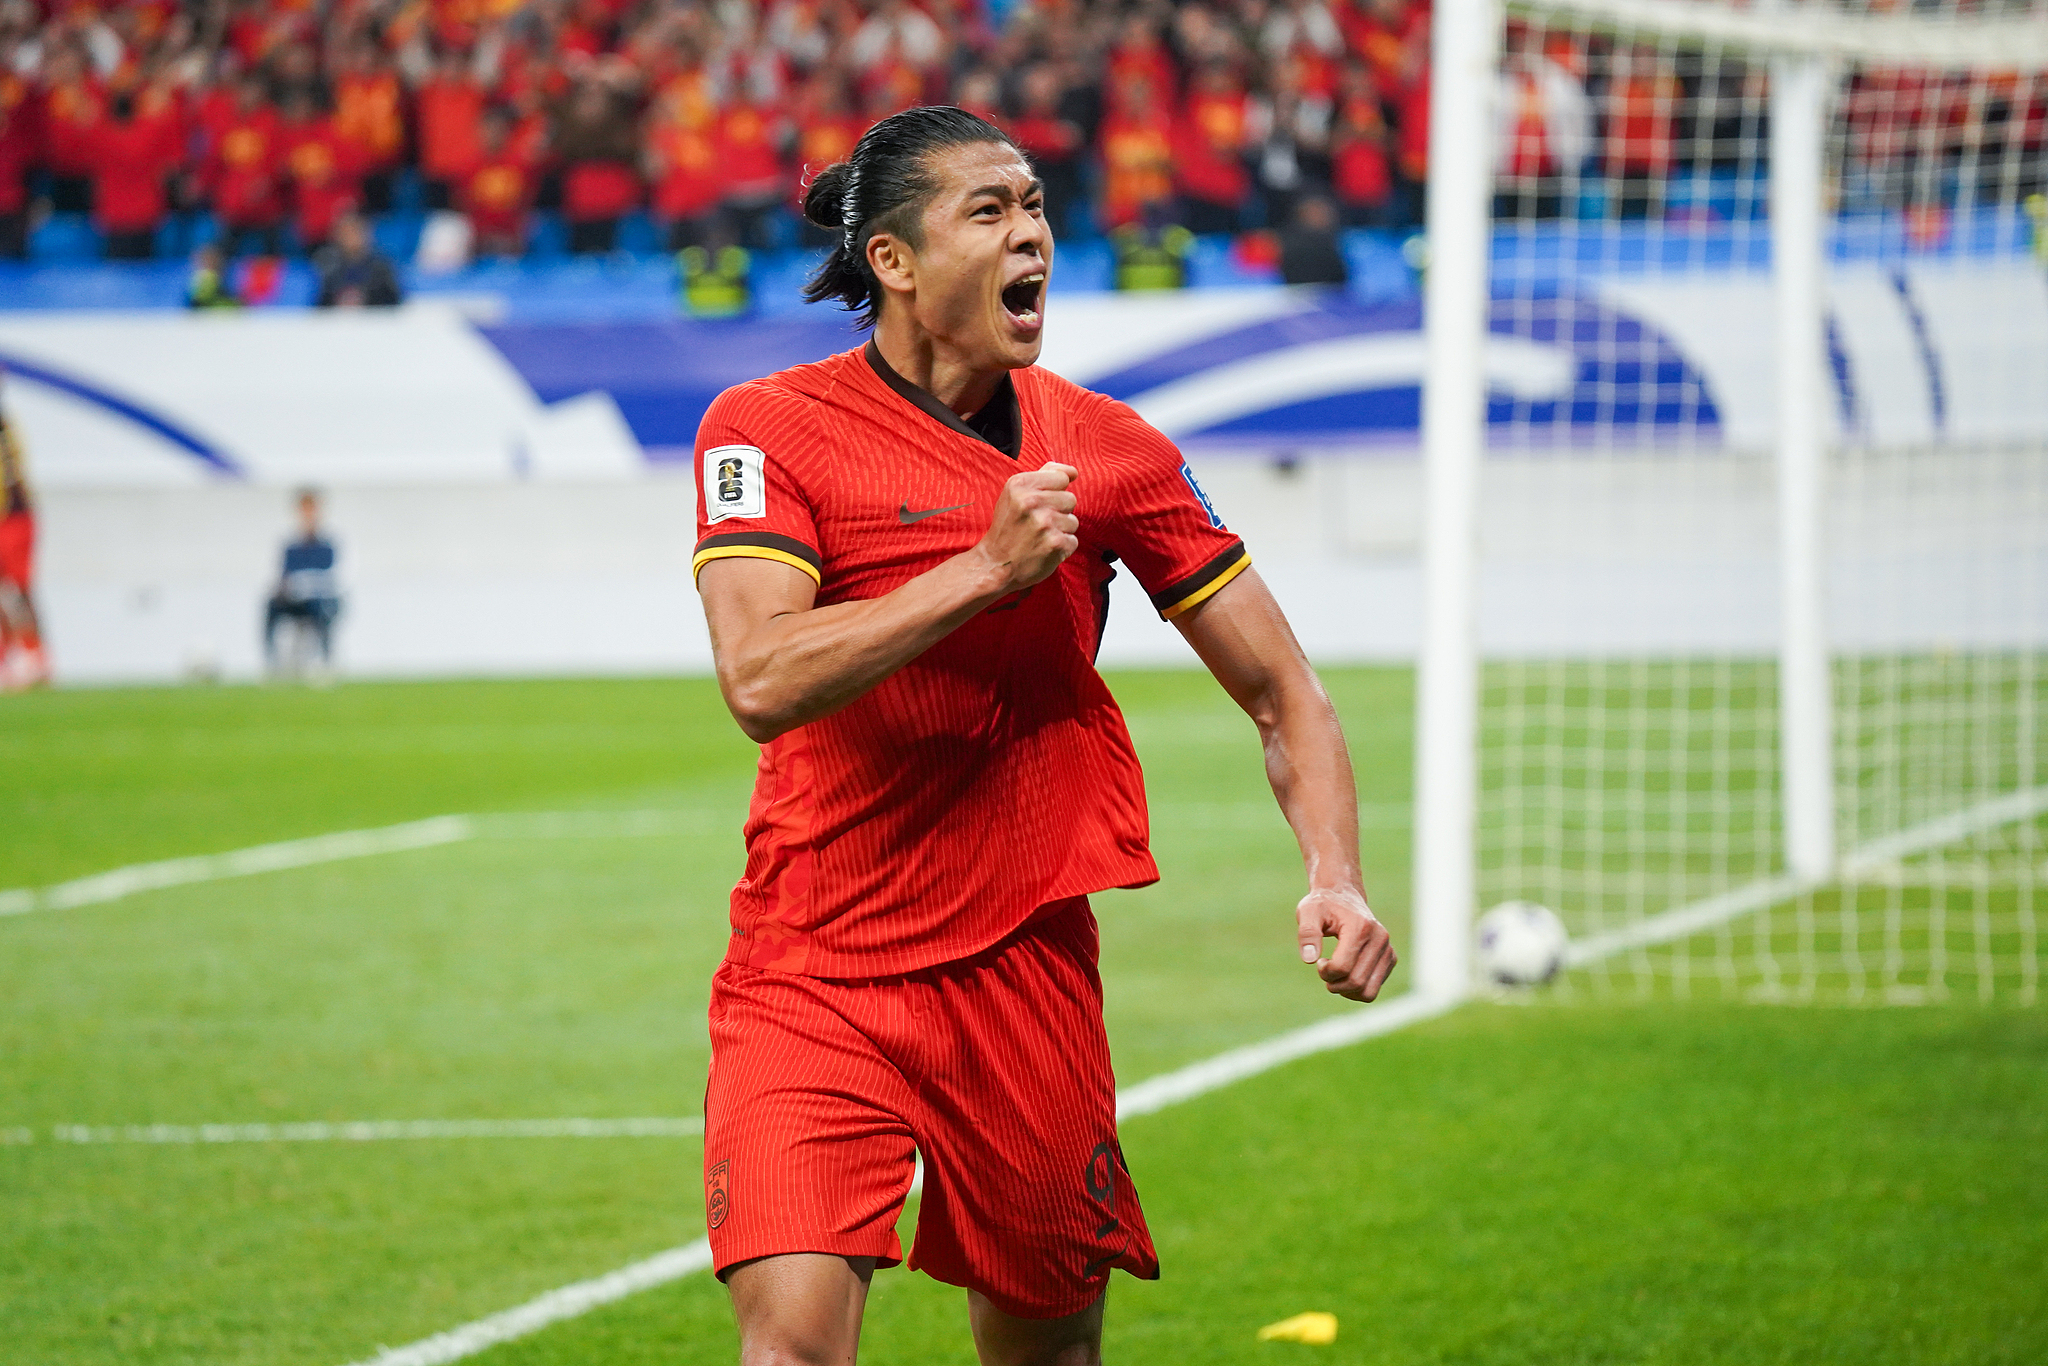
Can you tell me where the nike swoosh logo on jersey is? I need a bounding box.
[898,501,970,524]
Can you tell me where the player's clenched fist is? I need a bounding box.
[1298,887,1398,1002]
[977,462,1079,591]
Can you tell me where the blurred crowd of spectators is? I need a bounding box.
[0,0,1435,264]
[1492,23,2045,225]
[0,0,2036,268]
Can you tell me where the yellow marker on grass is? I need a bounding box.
[1257,1311,1338,1345]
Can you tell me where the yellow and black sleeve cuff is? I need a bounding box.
[1151,541,1250,620]
[692,531,824,585]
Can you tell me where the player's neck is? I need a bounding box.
[870,321,1005,421]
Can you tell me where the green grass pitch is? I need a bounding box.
[4,673,2044,1365]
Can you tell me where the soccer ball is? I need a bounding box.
[1475,901,1569,987]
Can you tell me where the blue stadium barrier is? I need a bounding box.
[21,215,2003,319]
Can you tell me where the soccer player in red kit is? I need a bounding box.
[692,106,1395,1365]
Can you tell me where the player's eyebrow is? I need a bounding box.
[965,180,1046,205]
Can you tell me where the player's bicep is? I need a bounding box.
[698,554,819,660]
[1170,566,1315,721]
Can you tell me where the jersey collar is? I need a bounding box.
[862,339,1021,460]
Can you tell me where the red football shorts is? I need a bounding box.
[702,897,1160,1319]
[0,513,31,589]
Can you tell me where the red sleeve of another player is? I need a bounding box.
[692,384,824,587]
[1091,401,1250,620]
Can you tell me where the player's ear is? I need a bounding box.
[867,231,916,299]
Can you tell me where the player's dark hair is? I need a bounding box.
[801,105,1020,330]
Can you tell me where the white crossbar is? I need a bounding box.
[1508,0,2048,67]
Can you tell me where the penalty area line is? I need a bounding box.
[0,810,724,919]
[27,1117,705,1145]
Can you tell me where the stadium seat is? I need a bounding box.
[614,212,660,256]
[31,214,101,264]
[525,211,569,260]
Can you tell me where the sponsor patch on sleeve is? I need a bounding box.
[1179,461,1224,529]
[705,444,767,523]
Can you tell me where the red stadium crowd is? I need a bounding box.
[0,0,1434,261]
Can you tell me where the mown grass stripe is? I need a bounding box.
[0,802,1387,922]
[331,782,2048,1366]
[337,993,1460,1366]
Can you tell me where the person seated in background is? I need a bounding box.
[679,227,750,319]
[1112,200,1194,291]
[264,488,341,680]
[0,369,49,691]
[313,212,401,307]
[1279,195,1351,286]
[184,242,240,308]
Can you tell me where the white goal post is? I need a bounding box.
[1416,0,2048,1001]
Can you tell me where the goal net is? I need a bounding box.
[1424,0,2047,1003]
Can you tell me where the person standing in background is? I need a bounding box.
[0,56,35,260]
[552,67,643,255]
[460,107,539,259]
[208,74,286,257]
[0,372,48,691]
[90,91,179,259]
[278,89,364,254]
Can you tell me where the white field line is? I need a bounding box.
[335,990,1463,1366]
[1564,784,2048,967]
[0,803,1387,923]
[333,783,2048,1366]
[346,1243,719,1366]
[1115,989,1459,1119]
[36,1118,703,1145]
[1837,785,2048,876]
[0,810,722,919]
[0,816,474,919]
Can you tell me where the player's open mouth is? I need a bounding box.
[1000,272,1045,330]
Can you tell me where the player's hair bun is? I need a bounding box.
[802,162,851,232]
[800,106,1023,331]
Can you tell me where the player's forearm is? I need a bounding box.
[1255,673,1366,895]
[718,548,1012,742]
[1175,570,1366,896]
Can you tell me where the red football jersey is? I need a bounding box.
[694,343,1250,978]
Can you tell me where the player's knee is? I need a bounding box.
[738,1339,857,1366]
[969,1292,1105,1366]
[975,1338,1101,1366]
